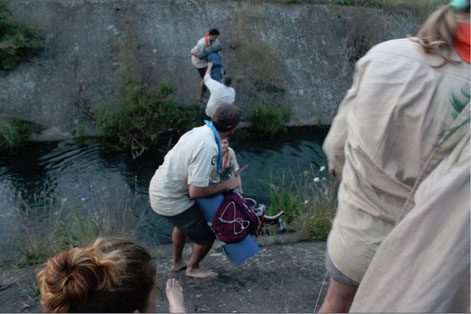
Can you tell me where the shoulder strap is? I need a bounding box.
[223,148,230,169]
[204,120,221,174]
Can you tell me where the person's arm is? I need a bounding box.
[322,57,366,182]
[228,148,239,173]
[189,175,240,199]
[204,61,213,76]
[191,44,202,57]
[203,62,219,91]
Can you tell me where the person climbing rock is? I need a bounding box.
[191,28,221,103]
[204,61,235,118]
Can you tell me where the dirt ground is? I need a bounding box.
[0,234,328,313]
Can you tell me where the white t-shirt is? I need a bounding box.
[191,37,220,69]
[149,125,218,216]
[204,74,236,118]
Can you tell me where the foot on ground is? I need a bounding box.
[186,266,218,278]
[166,279,185,313]
[171,260,188,272]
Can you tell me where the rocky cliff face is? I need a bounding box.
[0,0,420,135]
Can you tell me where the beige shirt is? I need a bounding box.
[149,125,218,216]
[210,147,240,182]
[323,38,470,283]
[351,126,470,312]
[191,37,220,69]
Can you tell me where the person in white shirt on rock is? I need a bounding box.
[190,28,220,102]
[149,104,242,279]
[204,61,236,118]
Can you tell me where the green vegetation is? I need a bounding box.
[0,117,35,154]
[264,166,338,241]
[248,102,291,138]
[0,0,42,74]
[235,8,281,88]
[231,7,291,138]
[2,187,146,267]
[89,9,198,158]
[94,78,197,158]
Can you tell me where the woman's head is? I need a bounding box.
[36,239,157,313]
[411,0,470,66]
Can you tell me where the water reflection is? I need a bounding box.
[0,127,328,249]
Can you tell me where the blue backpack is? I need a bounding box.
[207,52,225,82]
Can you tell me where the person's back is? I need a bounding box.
[319,2,470,312]
[351,123,470,312]
[204,75,235,118]
[149,125,218,217]
[324,36,469,283]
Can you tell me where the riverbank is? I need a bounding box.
[1,0,422,133]
[0,234,328,313]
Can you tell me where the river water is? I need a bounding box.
[0,127,328,255]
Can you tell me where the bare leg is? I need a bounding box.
[318,278,357,313]
[171,227,188,271]
[166,279,185,313]
[197,79,207,102]
[186,239,218,278]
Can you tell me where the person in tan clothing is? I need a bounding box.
[319,1,470,312]
[351,118,470,312]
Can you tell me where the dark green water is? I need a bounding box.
[0,127,328,251]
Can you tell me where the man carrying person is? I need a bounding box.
[191,28,221,102]
[149,104,242,279]
[204,61,236,118]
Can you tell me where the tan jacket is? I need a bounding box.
[351,126,470,312]
[323,38,470,283]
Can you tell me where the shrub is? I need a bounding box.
[248,102,291,138]
[95,78,197,158]
[0,117,34,154]
[264,166,338,240]
[0,0,43,74]
[265,177,304,224]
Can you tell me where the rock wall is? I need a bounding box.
[0,0,420,135]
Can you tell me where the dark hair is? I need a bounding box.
[212,103,242,132]
[37,238,157,313]
[223,75,232,86]
[208,28,220,36]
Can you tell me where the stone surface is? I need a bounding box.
[0,238,328,313]
[0,0,420,135]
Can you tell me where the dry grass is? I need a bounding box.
[1,185,146,267]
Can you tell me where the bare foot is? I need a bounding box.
[166,279,185,313]
[186,266,218,278]
[171,260,188,272]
